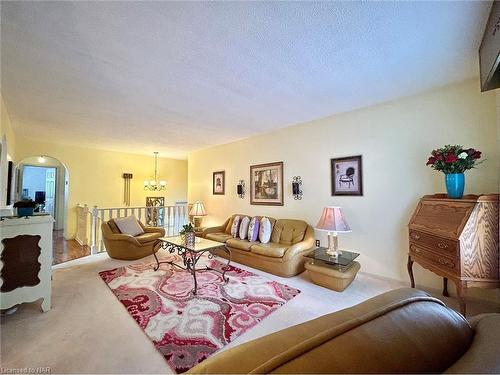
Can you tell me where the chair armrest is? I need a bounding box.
[283,226,315,261]
[103,232,141,246]
[143,226,166,236]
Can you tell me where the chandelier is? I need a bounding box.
[144,152,166,191]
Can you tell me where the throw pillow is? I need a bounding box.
[239,216,250,240]
[231,215,241,238]
[114,216,144,237]
[248,216,260,242]
[259,217,272,244]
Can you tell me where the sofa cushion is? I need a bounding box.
[271,219,308,245]
[206,232,232,243]
[226,238,257,252]
[113,216,144,236]
[225,214,251,234]
[231,215,241,238]
[259,217,272,244]
[251,242,288,258]
[135,232,162,244]
[239,216,250,240]
[445,314,500,374]
[248,217,260,241]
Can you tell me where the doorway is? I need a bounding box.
[16,156,68,236]
[21,165,57,218]
[16,156,89,264]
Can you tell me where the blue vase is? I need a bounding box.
[445,173,465,199]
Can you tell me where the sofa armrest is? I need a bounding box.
[188,288,470,374]
[283,226,315,261]
[143,226,166,236]
[202,225,226,237]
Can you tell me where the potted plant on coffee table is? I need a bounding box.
[180,223,196,248]
[14,199,38,216]
[426,145,482,199]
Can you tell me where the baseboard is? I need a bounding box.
[360,270,500,306]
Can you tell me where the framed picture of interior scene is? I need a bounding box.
[212,171,225,195]
[331,155,363,196]
[250,161,284,206]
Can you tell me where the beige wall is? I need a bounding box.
[0,95,17,205]
[0,95,17,160]
[16,139,188,238]
[188,79,500,299]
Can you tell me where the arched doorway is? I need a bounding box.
[14,155,89,264]
[16,155,69,237]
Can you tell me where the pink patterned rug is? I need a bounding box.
[99,254,300,373]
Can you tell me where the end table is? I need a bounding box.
[304,248,360,292]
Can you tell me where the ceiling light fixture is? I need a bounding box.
[144,152,166,191]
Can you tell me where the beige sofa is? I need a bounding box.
[203,214,315,277]
[188,288,500,374]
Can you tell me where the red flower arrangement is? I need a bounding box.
[426,145,482,174]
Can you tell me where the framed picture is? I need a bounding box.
[331,155,363,196]
[250,162,284,206]
[213,171,225,195]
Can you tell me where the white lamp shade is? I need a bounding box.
[315,206,351,233]
[189,202,207,216]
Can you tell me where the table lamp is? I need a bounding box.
[189,202,207,228]
[315,206,351,258]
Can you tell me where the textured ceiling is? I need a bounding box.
[1,1,492,159]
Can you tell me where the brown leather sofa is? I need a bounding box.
[101,219,165,260]
[203,214,315,277]
[188,288,500,374]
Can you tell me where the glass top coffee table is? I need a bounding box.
[305,247,360,272]
[154,236,231,295]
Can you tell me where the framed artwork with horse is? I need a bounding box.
[331,155,363,196]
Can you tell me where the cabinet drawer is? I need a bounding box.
[409,244,459,275]
[409,230,458,257]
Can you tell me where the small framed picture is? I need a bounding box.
[331,155,363,196]
[213,171,225,195]
[250,162,284,206]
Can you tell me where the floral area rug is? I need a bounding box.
[99,254,300,373]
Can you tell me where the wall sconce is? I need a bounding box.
[292,176,303,200]
[237,180,245,199]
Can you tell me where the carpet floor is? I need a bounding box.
[1,250,499,374]
[99,255,300,373]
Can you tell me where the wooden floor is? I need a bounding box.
[52,230,91,265]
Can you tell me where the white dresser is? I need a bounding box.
[0,215,54,312]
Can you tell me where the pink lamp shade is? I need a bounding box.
[189,202,207,217]
[315,206,351,233]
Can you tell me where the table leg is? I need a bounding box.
[220,246,231,282]
[455,281,467,316]
[190,252,198,295]
[152,242,161,271]
[407,255,415,288]
[443,277,449,297]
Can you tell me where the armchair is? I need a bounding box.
[101,219,165,260]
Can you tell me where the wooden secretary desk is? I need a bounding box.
[408,194,499,315]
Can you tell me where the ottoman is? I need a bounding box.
[305,260,361,292]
